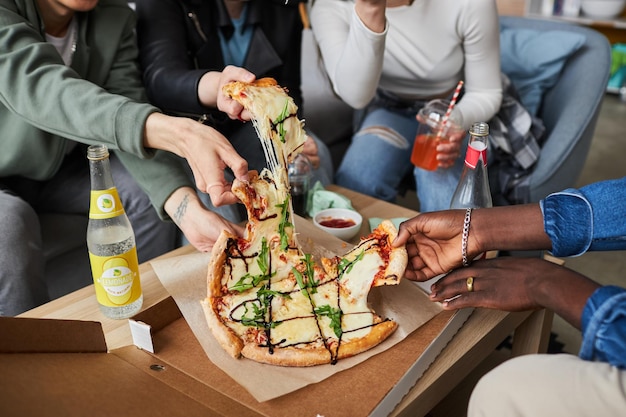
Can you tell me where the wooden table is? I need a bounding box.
[20,185,552,417]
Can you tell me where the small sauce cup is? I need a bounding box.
[313,208,363,241]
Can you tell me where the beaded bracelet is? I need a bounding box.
[461,208,472,267]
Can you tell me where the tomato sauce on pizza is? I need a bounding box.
[200,78,408,366]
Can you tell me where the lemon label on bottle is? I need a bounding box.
[89,188,125,219]
[89,248,142,307]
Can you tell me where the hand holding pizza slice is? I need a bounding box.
[201,78,408,366]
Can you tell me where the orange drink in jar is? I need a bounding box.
[411,99,461,171]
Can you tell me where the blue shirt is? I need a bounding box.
[219,5,253,67]
[540,177,626,368]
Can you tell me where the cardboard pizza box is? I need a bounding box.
[0,294,471,417]
[0,316,247,417]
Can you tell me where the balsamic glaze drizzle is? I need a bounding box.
[225,235,387,365]
[219,156,393,364]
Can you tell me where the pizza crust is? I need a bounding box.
[202,79,408,367]
[373,220,408,287]
[242,343,332,367]
[202,231,246,358]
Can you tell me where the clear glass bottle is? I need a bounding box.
[87,144,143,319]
[288,153,313,217]
[450,122,493,209]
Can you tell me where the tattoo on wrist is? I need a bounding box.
[174,194,189,225]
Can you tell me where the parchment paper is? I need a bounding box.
[150,221,442,402]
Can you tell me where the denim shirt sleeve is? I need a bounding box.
[539,176,626,257]
[579,286,626,369]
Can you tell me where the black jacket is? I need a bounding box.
[135,0,304,134]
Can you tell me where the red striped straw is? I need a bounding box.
[438,80,464,137]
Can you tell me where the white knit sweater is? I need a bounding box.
[310,0,503,129]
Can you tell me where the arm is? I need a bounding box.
[429,257,599,328]
[542,176,626,256]
[142,112,248,205]
[393,204,551,281]
[103,4,251,204]
[452,0,502,128]
[580,286,626,368]
[310,0,387,108]
[135,0,209,115]
[0,3,155,157]
[164,186,244,252]
[429,251,626,369]
[135,0,256,119]
[394,177,626,281]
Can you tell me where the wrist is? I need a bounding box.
[464,208,487,259]
[198,71,221,107]
[469,204,550,254]
[165,186,201,227]
[145,114,196,159]
[354,0,386,32]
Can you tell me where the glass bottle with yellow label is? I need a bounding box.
[87,144,143,319]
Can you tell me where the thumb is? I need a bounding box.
[393,227,411,247]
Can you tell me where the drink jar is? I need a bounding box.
[87,144,143,319]
[288,153,313,217]
[449,122,493,209]
[412,99,463,171]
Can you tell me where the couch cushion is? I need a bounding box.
[500,26,586,116]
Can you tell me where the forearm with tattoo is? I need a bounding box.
[173,193,190,226]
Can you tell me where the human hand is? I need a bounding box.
[436,129,466,169]
[302,136,321,169]
[430,256,600,329]
[198,65,256,121]
[215,65,256,121]
[393,210,483,281]
[430,257,547,311]
[144,113,249,206]
[164,187,245,252]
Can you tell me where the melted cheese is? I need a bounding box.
[209,80,402,365]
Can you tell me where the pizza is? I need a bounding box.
[200,78,408,367]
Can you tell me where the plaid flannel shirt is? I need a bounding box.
[489,73,546,205]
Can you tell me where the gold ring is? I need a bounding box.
[466,276,474,292]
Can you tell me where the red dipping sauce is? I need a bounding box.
[319,218,356,228]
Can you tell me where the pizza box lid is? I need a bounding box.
[0,316,252,417]
[0,296,471,417]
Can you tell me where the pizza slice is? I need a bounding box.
[223,77,306,176]
[201,78,408,367]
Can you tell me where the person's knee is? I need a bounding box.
[335,169,396,201]
[0,195,40,244]
[355,124,410,149]
[336,124,410,201]
[469,354,557,416]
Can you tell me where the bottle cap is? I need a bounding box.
[470,122,489,137]
[88,144,109,160]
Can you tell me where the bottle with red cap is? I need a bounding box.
[449,121,493,209]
